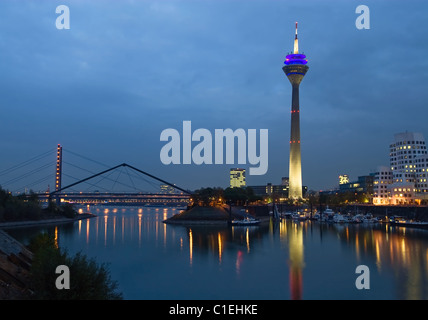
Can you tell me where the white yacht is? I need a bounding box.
[323,207,335,215]
[231,216,260,226]
[332,213,347,223]
[291,212,308,221]
[352,214,364,223]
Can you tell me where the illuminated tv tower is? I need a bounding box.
[283,22,309,200]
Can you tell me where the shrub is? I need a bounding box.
[29,233,122,300]
[59,203,77,219]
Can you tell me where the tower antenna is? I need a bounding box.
[294,22,299,54]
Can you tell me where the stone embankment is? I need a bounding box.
[163,205,232,225]
[0,230,33,299]
[0,213,95,299]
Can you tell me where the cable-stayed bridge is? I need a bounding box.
[0,145,191,207]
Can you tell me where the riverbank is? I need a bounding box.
[163,205,271,226]
[0,213,96,229]
[340,204,428,221]
[163,205,231,225]
[0,229,33,299]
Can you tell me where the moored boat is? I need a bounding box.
[389,216,428,228]
[231,216,260,226]
[311,213,321,221]
[323,207,335,215]
[351,214,364,223]
[362,213,379,224]
[280,212,294,219]
[291,212,308,221]
[332,213,347,223]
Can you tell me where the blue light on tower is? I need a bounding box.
[284,54,308,66]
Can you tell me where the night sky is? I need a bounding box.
[1,0,428,193]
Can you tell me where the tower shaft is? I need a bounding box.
[282,66,308,200]
[289,84,303,199]
[282,22,308,200]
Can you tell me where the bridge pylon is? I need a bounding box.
[54,144,63,205]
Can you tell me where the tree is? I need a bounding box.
[223,187,261,206]
[29,233,122,300]
[192,187,224,207]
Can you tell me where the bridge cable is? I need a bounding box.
[111,166,124,192]
[82,169,118,193]
[124,166,137,191]
[13,173,56,194]
[63,161,146,192]
[124,163,190,195]
[0,148,55,177]
[62,173,111,193]
[63,148,166,192]
[2,162,55,186]
[63,149,111,169]
[115,165,163,191]
[50,163,129,196]
[50,163,191,196]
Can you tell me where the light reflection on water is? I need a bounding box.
[6,206,428,300]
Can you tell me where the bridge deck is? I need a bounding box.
[36,192,191,205]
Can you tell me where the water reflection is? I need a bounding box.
[173,219,428,299]
[4,206,428,300]
[189,229,193,266]
[183,224,270,267]
[334,223,428,299]
[288,222,304,300]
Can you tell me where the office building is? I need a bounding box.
[230,168,246,188]
[338,174,374,195]
[339,175,349,185]
[372,166,393,205]
[374,132,428,205]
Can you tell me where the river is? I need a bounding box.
[5,205,428,300]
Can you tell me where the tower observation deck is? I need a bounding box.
[282,22,309,200]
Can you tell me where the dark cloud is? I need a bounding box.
[1,0,427,192]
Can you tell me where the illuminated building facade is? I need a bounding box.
[338,174,374,195]
[374,132,428,205]
[230,168,246,188]
[390,132,428,204]
[339,174,349,185]
[372,166,393,205]
[160,184,176,194]
[248,182,308,200]
[283,22,309,200]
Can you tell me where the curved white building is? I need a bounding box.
[374,132,428,205]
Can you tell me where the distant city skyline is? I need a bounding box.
[1,0,428,193]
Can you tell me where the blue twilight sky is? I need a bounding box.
[0,0,428,193]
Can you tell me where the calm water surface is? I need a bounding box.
[6,206,428,300]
